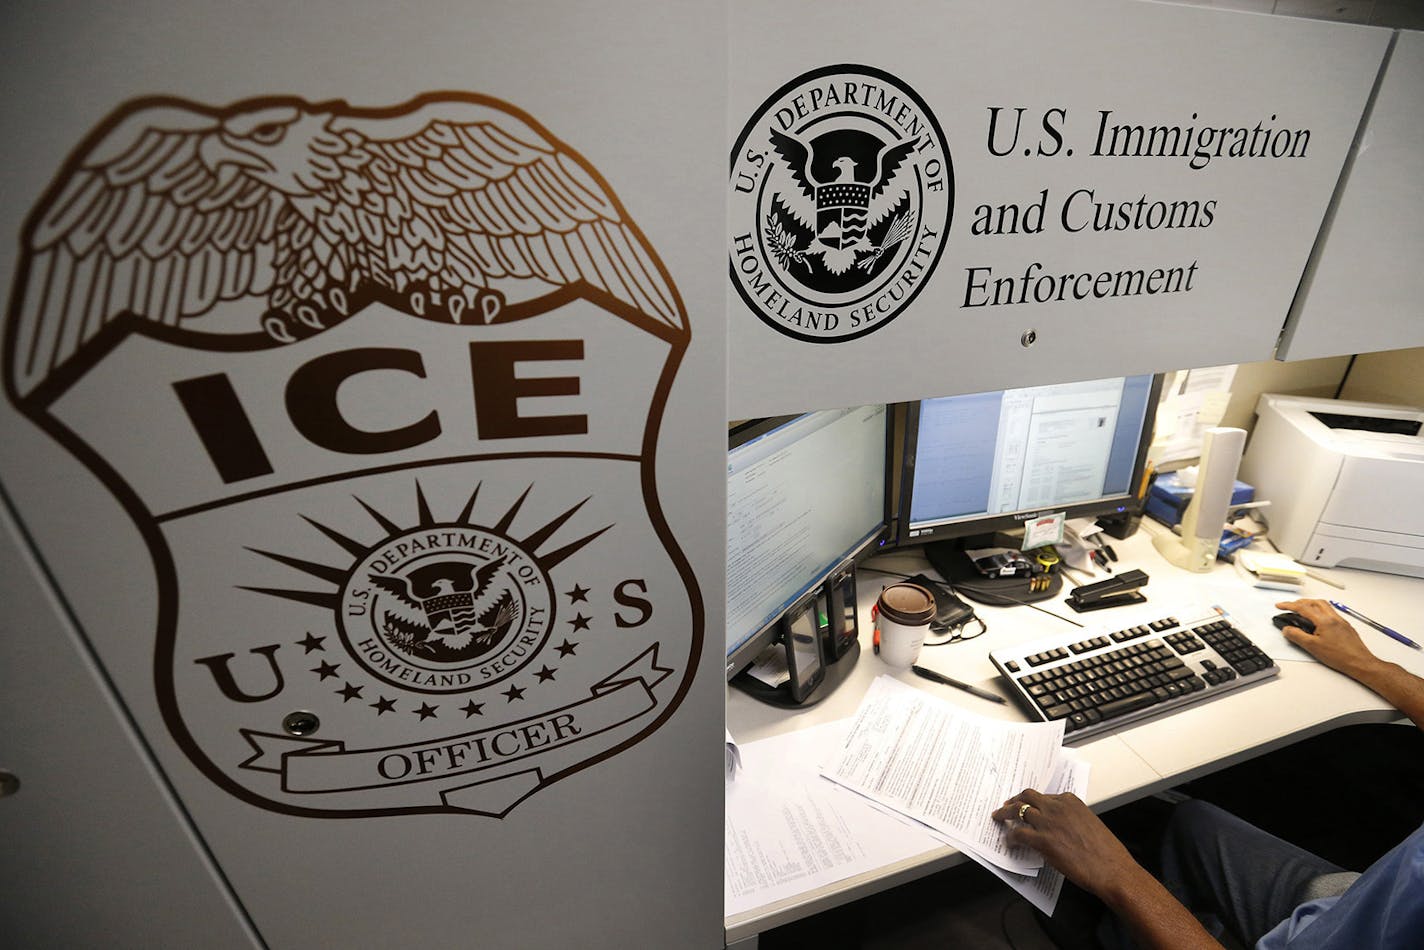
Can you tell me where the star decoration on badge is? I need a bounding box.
[297,632,327,654]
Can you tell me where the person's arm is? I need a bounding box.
[1275,598,1424,731]
[992,789,1221,950]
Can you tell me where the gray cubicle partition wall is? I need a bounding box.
[1278,29,1424,361]
[0,502,259,947]
[726,0,1392,418]
[0,2,727,948]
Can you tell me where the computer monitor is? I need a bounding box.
[725,404,891,680]
[898,374,1162,550]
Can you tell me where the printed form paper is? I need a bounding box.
[821,676,1065,873]
[725,719,945,917]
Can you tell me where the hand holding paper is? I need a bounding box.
[993,786,1140,901]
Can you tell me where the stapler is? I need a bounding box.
[1065,569,1150,612]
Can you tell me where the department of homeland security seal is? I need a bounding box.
[729,65,953,343]
[4,91,700,820]
[265,491,561,693]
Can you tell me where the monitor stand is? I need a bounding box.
[924,538,1063,606]
[730,639,860,709]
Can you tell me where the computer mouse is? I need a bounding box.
[1272,611,1316,634]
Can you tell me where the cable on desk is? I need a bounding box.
[960,585,1085,628]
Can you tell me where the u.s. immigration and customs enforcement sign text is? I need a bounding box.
[3,92,702,819]
[728,64,953,343]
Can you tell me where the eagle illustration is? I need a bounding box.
[7,93,683,400]
[367,555,519,661]
[767,127,919,276]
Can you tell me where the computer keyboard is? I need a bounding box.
[989,604,1278,743]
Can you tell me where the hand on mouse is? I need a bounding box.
[1274,598,1381,678]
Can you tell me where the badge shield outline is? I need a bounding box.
[3,91,703,819]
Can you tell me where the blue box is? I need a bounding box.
[1145,471,1254,528]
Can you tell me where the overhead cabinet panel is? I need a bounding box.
[727,0,1391,417]
[1278,30,1424,361]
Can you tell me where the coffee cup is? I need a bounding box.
[877,583,936,668]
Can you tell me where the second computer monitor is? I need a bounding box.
[725,405,891,679]
[899,374,1161,546]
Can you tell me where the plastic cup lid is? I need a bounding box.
[877,583,936,625]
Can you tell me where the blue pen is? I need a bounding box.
[1330,601,1422,651]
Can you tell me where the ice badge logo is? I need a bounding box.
[729,65,953,342]
[4,93,700,818]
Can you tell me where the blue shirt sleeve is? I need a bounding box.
[1257,822,1424,949]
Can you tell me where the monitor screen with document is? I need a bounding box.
[898,374,1162,547]
[725,405,891,679]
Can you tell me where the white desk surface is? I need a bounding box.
[724,521,1424,943]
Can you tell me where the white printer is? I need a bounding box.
[1241,393,1424,578]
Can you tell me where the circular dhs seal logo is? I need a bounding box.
[729,65,953,343]
[342,525,553,693]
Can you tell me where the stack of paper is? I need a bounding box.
[725,719,949,917]
[820,676,1087,915]
[1237,550,1306,591]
